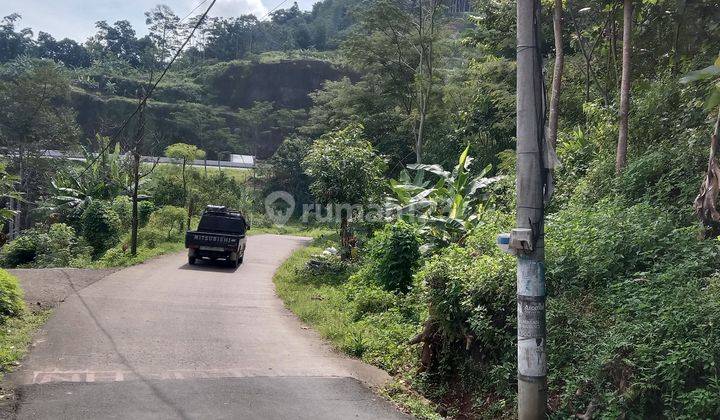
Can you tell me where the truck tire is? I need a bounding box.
[189,256,196,265]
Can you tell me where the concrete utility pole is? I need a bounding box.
[516,0,547,418]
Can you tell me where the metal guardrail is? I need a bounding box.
[3,150,256,169]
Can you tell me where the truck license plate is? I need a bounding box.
[199,246,225,252]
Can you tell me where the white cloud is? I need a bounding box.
[202,0,268,18]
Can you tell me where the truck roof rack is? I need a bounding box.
[204,205,227,213]
[203,205,244,218]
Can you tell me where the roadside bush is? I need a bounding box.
[193,171,251,213]
[147,168,184,207]
[37,223,88,267]
[345,268,396,320]
[137,227,165,249]
[0,269,25,323]
[364,221,421,293]
[81,200,122,257]
[0,234,40,267]
[148,205,186,239]
[111,196,132,229]
[248,212,273,228]
[543,199,720,418]
[138,200,156,227]
[0,224,91,268]
[545,200,711,293]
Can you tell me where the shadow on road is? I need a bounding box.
[178,261,241,273]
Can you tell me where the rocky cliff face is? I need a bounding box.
[207,59,350,110]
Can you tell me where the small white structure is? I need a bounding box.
[230,154,255,166]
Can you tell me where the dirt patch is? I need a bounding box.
[7,268,118,310]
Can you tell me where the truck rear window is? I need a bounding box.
[198,215,246,234]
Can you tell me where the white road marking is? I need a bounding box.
[31,368,346,384]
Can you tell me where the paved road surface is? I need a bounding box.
[11,235,408,419]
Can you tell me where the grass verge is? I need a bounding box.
[0,310,51,381]
[272,236,440,419]
[86,241,186,269]
[88,224,331,269]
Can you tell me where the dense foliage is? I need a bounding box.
[4,0,720,418]
[0,269,24,324]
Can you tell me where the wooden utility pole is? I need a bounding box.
[616,0,633,173]
[516,0,547,418]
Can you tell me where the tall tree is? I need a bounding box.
[0,58,79,228]
[0,14,33,62]
[615,0,634,173]
[88,20,149,66]
[145,5,183,64]
[303,124,386,258]
[165,142,205,227]
[343,0,446,164]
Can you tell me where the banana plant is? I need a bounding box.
[43,136,132,219]
[0,164,21,229]
[386,145,504,251]
[681,56,720,237]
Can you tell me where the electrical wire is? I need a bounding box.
[77,0,218,178]
[180,0,211,23]
[258,0,292,22]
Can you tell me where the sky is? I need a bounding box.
[3,0,318,42]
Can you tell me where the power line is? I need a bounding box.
[78,0,218,178]
[180,0,211,23]
[258,0,292,22]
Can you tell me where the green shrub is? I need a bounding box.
[545,200,711,293]
[81,200,122,257]
[0,234,40,267]
[193,170,251,213]
[137,227,165,249]
[345,268,397,320]
[0,269,25,323]
[543,199,720,418]
[365,221,421,293]
[147,169,184,207]
[111,196,132,229]
[138,200,156,227]
[96,246,129,267]
[249,212,273,228]
[0,224,91,268]
[37,223,88,267]
[148,205,186,239]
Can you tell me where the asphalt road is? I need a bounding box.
[11,234,408,419]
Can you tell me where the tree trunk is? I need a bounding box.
[16,144,25,232]
[182,158,190,227]
[547,0,564,149]
[671,0,687,74]
[130,151,140,256]
[339,213,350,260]
[130,98,145,256]
[615,0,633,174]
[416,105,426,164]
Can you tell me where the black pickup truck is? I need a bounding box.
[185,206,249,267]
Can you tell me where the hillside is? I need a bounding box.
[70,56,352,159]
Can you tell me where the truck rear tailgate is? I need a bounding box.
[185,231,243,249]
